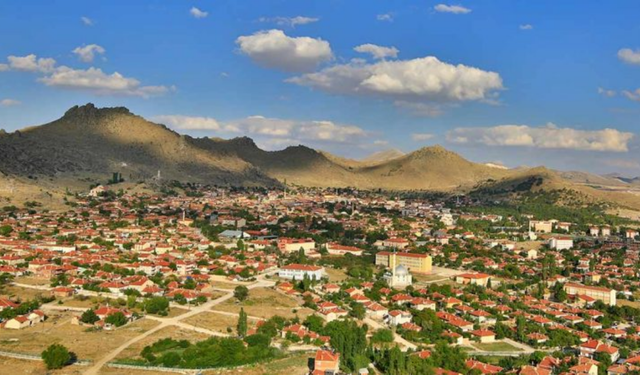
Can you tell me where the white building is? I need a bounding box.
[549,236,573,250]
[278,264,325,280]
[383,264,412,288]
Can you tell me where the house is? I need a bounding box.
[278,264,325,280]
[311,350,340,375]
[580,340,620,362]
[4,316,30,329]
[470,329,496,343]
[455,273,491,287]
[385,310,412,326]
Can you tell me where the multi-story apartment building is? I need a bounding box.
[375,251,432,274]
[563,282,617,306]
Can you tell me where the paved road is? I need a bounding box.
[84,274,275,375]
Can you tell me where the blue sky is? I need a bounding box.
[1,0,640,174]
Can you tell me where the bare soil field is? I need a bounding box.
[183,311,257,335]
[0,312,159,361]
[324,267,349,282]
[211,287,313,320]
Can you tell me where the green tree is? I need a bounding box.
[41,344,71,370]
[234,285,249,301]
[143,297,170,315]
[105,312,127,327]
[80,309,99,324]
[237,308,248,337]
[0,225,12,237]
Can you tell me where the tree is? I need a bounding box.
[304,314,324,333]
[371,329,394,344]
[237,308,248,337]
[0,225,12,237]
[144,296,170,315]
[41,344,71,370]
[80,309,99,325]
[234,285,249,302]
[105,312,128,327]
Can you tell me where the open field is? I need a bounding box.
[472,341,523,352]
[0,311,159,361]
[0,356,90,375]
[324,267,349,282]
[201,352,311,375]
[183,311,260,335]
[13,276,51,286]
[2,285,52,301]
[212,287,314,320]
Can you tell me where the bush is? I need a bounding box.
[41,344,71,369]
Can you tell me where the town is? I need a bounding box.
[0,183,639,375]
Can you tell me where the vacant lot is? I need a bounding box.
[13,276,50,286]
[201,352,310,375]
[212,287,313,320]
[0,356,91,375]
[324,267,348,282]
[472,341,523,352]
[183,311,257,335]
[2,285,52,301]
[0,311,159,361]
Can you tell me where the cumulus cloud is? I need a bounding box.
[0,99,21,107]
[446,123,634,152]
[1,53,171,98]
[7,54,56,73]
[81,16,93,26]
[434,4,472,14]
[354,44,399,60]
[154,114,368,146]
[73,44,106,63]
[190,7,208,19]
[519,24,533,30]
[377,13,394,22]
[598,87,616,97]
[622,89,640,102]
[618,48,640,65]
[153,115,223,130]
[236,29,333,72]
[259,16,319,27]
[411,133,435,141]
[39,67,171,98]
[288,56,503,104]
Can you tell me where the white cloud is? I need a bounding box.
[7,54,56,73]
[519,24,533,30]
[2,53,171,98]
[73,44,106,63]
[434,4,472,14]
[81,16,93,26]
[618,48,640,65]
[447,123,634,152]
[354,44,399,60]
[0,64,8,71]
[373,140,389,146]
[236,29,333,72]
[377,13,394,22]
[153,115,223,130]
[622,89,640,102]
[259,16,319,27]
[411,133,435,141]
[190,7,208,19]
[288,56,503,104]
[598,87,616,98]
[155,114,368,145]
[0,99,21,107]
[39,67,171,98]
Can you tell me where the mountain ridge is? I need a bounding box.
[2,104,640,211]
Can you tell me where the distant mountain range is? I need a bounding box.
[1,104,640,210]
